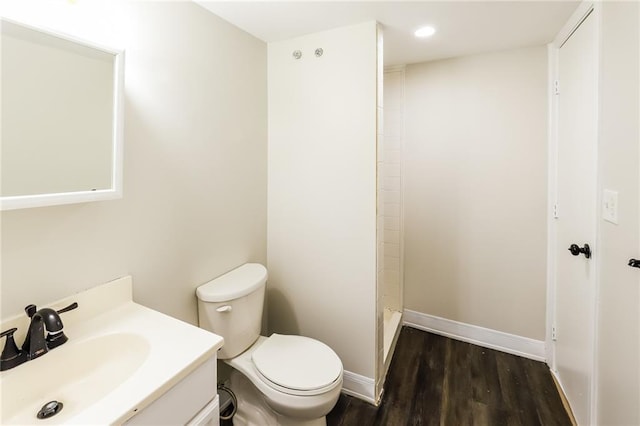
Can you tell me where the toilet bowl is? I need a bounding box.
[227,335,343,425]
[196,263,343,425]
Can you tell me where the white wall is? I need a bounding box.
[0,0,267,325]
[267,22,378,384]
[403,46,548,340]
[595,2,640,424]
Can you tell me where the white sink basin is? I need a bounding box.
[2,333,150,424]
[0,277,224,425]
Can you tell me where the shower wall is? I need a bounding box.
[382,67,405,314]
[377,67,404,391]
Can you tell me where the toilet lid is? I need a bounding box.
[252,334,342,392]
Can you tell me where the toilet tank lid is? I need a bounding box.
[196,263,268,302]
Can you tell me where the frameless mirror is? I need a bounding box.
[1,18,124,210]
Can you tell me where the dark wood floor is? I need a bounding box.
[328,327,572,426]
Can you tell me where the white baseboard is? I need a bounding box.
[341,370,376,405]
[403,309,546,362]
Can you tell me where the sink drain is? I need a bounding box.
[37,401,63,419]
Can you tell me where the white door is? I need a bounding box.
[554,9,598,426]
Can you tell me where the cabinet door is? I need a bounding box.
[124,357,217,425]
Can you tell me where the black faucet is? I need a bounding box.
[0,302,78,371]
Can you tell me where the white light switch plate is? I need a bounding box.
[602,189,618,224]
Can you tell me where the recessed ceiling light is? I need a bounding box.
[414,26,436,38]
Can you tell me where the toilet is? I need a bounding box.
[196,263,343,426]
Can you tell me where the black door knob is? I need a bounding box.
[568,243,591,259]
[629,259,640,269]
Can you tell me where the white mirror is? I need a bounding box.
[1,18,124,210]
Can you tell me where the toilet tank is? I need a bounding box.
[196,263,267,359]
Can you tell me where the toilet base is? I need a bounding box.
[229,370,327,426]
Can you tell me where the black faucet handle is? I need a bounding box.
[25,302,78,318]
[1,327,27,371]
[56,302,78,315]
[0,327,17,339]
[1,328,20,360]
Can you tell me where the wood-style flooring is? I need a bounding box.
[327,326,572,426]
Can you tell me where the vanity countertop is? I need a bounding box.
[0,276,224,425]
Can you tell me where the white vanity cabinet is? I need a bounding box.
[124,356,219,426]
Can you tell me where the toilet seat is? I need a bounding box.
[251,334,343,396]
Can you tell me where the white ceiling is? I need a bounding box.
[196,1,580,66]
